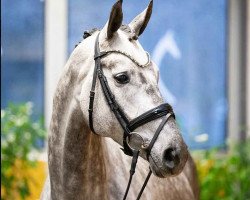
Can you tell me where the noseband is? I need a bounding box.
[88,32,175,200]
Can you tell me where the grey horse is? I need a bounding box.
[41,0,199,199]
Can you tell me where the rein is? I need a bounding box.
[88,32,175,200]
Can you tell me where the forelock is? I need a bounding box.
[120,24,132,34]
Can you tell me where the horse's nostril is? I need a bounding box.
[163,148,180,169]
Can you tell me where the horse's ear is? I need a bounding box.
[128,0,153,39]
[106,0,123,39]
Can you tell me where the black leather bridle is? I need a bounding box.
[88,32,175,200]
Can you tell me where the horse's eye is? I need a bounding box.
[114,72,130,84]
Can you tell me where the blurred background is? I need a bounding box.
[1,0,250,199]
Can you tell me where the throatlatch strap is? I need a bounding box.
[88,33,109,133]
[88,33,101,133]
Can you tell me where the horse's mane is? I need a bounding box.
[83,28,100,39]
[75,24,132,48]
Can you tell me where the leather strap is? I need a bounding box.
[88,33,105,133]
[136,169,152,200]
[145,113,173,160]
[128,103,174,131]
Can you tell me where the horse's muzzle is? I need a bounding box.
[163,147,181,170]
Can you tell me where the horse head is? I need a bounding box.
[74,0,188,178]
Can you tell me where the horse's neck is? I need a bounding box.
[80,133,109,199]
[48,64,109,200]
